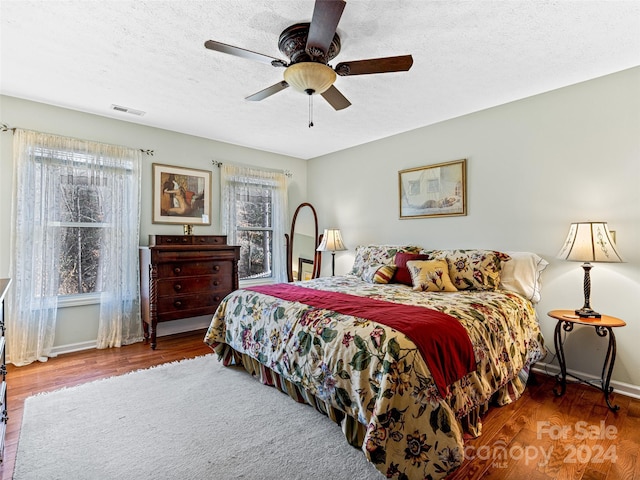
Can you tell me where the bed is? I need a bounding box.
[205,246,548,480]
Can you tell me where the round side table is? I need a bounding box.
[547,309,626,412]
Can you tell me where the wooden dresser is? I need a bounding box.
[139,235,239,349]
[0,278,10,462]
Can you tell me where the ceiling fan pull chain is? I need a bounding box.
[308,92,314,128]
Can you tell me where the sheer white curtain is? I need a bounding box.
[220,164,288,283]
[8,129,143,366]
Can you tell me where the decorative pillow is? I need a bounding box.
[361,264,398,284]
[349,244,422,278]
[393,252,431,286]
[425,249,511,291]
[499,251,548,303]
[406,260,458,292]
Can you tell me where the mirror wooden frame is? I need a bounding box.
[285,202,322,282]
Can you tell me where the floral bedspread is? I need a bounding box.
[205,276,546,480]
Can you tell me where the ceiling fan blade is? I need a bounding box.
[335,55,414,76]
[245,81,290,102]
[321,85,351,111]
[205,40,287,67]
[306,0,346,60]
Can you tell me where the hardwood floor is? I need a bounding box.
[448,373,640,480]
[1,330,638,480]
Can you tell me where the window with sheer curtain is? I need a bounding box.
[220,164,288,283]
[8,129,143,366]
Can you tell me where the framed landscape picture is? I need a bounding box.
[398,159,467,219]
[152,163,212,225]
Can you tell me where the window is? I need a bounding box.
[234,181,274,279]
[55,170,107,295]
[34,150,134,297]
[220,164,287,283]
[9,129,143,365]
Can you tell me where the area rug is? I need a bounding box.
[14,354,383,480]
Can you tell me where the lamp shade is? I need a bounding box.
[556,222,623,263]
[283,62,336,94]
[317,229,347,252]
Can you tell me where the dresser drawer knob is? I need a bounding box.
[174,300,183,308]
[214,265,220,272]
[174,284,182,291]
[174,267,181,274]
[214,280,220,286]
[214,296,220,302]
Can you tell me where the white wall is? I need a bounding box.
[1,68,638,392]
[0,96,308,350]
[308,67,640,389]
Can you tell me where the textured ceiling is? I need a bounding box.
[1,1,639,160]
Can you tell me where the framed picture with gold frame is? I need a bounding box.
[152,163,212,225]
[399,159,467,219]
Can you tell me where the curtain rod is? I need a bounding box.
[1,123,154,156]
[212,159,292,177]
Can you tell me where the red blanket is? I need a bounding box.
[246,284,476,397]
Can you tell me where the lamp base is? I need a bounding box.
[575,307,601,319]
[576,262,600,318]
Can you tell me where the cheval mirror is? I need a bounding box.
[285,203,322,282]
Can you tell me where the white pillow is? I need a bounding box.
[499,251,548,303]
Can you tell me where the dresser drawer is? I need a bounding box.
[192,236,227,245]
[156,276,232,297]
[156,292,230,316]
[150,235,227,246]
[157,260,232,278]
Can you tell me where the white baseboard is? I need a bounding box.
[51,340,97,357]
[50,315,212,357]
[533,362,640,400]
[156,315,211,337]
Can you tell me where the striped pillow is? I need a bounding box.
[362,264,398,284]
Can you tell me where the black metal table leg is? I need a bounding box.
[596,326,620,411]
[553,320,573,397]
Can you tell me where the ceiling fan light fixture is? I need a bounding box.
[283,62,336,95]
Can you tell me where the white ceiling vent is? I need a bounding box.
[110,104,146,116]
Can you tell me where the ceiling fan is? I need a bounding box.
[204,0,413,124]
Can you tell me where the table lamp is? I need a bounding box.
[316,229,347,276]
[556,222,623,318]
